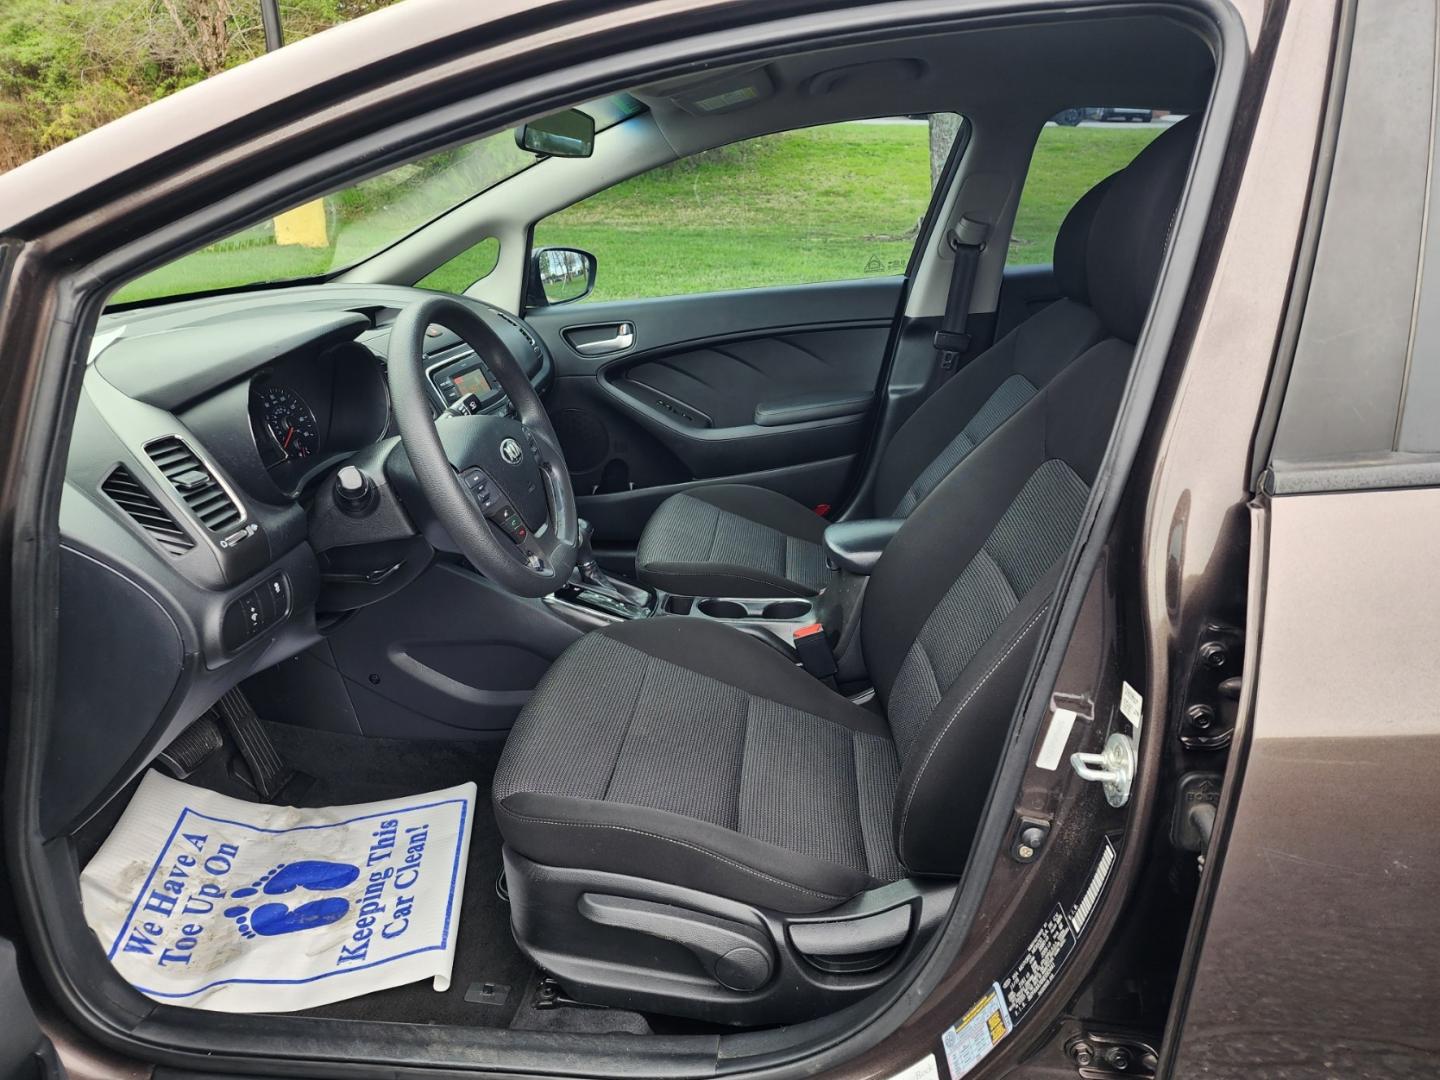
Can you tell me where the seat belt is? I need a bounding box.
[933,214,990,374]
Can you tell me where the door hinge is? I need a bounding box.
[1066,1030,1159,1079]
[1179,623,1243,750]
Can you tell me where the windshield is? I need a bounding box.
[111,95,643,306]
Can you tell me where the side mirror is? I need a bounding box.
[529,247,596,307]
[515,110,595,159]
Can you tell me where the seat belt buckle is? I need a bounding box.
[793,623,839,686]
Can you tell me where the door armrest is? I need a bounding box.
[754,391,872,427]
[823,518,904,576]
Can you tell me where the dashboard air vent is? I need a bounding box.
[144,436,243,533]
[495,309,544,359]
[101,466,195,555]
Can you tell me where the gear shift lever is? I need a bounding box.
[572,518,652,609]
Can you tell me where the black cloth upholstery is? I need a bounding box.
[633,158,1114,597]
[492,618,901,913]
[634,484,831,597]
[1087,115,1200,342]
[497,118,1199,910]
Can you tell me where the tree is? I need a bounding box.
[156,0,250,77]
[0,0,404,172]
[928,113,962,191]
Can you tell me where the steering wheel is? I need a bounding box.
[388,295,579,598]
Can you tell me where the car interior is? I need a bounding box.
[32,4,1221,1064]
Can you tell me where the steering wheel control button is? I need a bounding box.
[449,392,484,416]
[333,465,376,516]
[462,468,496,510]
[494,505,528,542]
[525,554,546,572]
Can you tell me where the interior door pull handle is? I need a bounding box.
[573,324,634,355]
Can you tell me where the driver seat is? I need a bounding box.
[493,118,1197,1023]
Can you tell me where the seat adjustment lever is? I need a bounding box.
[578,893,773,992]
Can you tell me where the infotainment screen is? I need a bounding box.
[451,367,493,398]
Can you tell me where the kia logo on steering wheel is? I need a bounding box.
[499,438,524,466]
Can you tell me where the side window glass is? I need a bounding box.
[1010,109,1174,266]
[416,236,500,293]
[532,115,962,303]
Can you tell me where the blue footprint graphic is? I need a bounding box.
[225,897,350,939]
[225,859,360,938]
[230,860,359,899]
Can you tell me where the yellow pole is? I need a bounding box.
[273,200,329,248]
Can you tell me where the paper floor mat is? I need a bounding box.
[80,771,476,1013]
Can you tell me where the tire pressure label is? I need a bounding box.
[940,837,1118,1079]
[941,983,1013,1080]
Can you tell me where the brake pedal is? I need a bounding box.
[155,716,225,779]
[214,687,293,800]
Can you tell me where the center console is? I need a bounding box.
[545,581,818,647]
[543,515,896,679]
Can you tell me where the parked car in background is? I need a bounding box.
[1094,106,1156,122]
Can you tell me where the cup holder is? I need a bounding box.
[761,600,812,620]
[698,599,748,619]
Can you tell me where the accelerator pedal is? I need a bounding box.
[215,687,293,800]
[155,715,225,779]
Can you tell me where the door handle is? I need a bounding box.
[571,323,634,355]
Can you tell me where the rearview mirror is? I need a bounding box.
[515,110,595,159]
[529,247,596,307]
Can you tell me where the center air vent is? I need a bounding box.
[101,466,195,555]
[144,436,243,533]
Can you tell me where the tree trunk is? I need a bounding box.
[928,113,962,190]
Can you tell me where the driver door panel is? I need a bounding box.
[527,278,901,544]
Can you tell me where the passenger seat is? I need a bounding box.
[633,164,1121,598]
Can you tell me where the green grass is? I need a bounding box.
[535,124,933,303]
[1008,125,1162,264]
[111,123,1162,306]
[415,236,500,295]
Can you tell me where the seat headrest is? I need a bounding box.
[1052,173,1115,304]
[1086,115,1201,342]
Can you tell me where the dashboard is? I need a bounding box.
[50,283,552,836]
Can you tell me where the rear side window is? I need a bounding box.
[533,115,963,303]
[1009,110,1174,266]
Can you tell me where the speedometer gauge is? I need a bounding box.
[253,385,319,462]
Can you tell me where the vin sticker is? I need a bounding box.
[1068,836,1117,935]
[941,983,1013,1079]
[1000,905,1075,1022]
[938,837,1120,1073]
